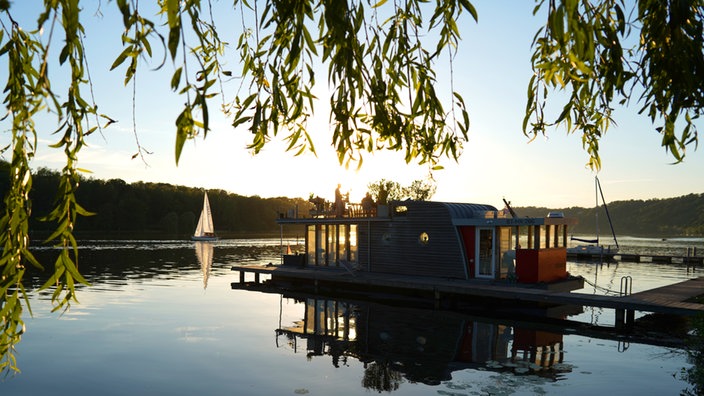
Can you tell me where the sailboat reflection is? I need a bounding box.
[274,295,570,390]
[194,241,214,289]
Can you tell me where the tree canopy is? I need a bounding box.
[1,0,703,374]
[526,0,703,169]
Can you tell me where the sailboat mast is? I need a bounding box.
[595,176,599,246]
[596,176,619,249]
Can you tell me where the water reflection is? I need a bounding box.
[194,242,214,289]
[275,294,572,392]
[5,237,700,393]
[26,241,284,290]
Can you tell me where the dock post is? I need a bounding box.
[239,271,245,283]
[615,309,625,329]
[615,309,635,329]
[255,272,260,284]
[626,310,635,326]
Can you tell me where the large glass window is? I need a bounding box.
[304,223,360,268]
[327,225,337,265]
[316,225,326,266]
[307,225,316,265]
[339,224,347,263]
[498,227,512,278]
[349,224,358,266]
[476,228,494,278]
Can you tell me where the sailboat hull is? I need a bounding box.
[191,235,218,241]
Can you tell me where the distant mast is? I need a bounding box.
[595,176,619,249]
[595,176,600,246]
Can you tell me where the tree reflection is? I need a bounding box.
[362,361,403,393]
[682,314,704,396]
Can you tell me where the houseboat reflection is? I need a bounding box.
[274,295,571,390]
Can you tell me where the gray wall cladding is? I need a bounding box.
[358,201,478,279]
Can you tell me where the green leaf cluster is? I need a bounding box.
[0,0,102,374]
[230,0,475,168]
[525,0,703,169]
[366,177,436,204]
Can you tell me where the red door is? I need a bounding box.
[459,226,475,278]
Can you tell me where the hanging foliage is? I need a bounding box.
[0,0,702,375]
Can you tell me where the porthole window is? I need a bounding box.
[419,232,429,245]
[382,233,391,245]
[394,205,408,216]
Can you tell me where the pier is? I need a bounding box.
[231,264,704,328]
[568,251,703,265]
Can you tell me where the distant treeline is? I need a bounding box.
[1,162,702,238]
[0,162,308,239]
[515,193,704,237]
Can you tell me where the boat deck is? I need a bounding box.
[230,264,704,319]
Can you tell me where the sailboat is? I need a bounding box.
[192,192,218,241]
[567,176,619,258]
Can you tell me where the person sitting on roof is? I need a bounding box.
[361,192,375,217]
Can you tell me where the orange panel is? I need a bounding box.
[516,248,567,283]
[513,329,563,349]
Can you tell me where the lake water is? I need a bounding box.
[3,236,704,395]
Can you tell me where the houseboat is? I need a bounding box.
[276,199,581,288]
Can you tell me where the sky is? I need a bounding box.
[3,1,703,210]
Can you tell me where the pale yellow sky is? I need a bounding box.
[13,1,704,209]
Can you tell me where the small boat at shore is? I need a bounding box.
[567,176,619,259]
[192,192,218,241]
[567,243,619,258]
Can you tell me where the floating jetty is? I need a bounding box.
[568,251,703,264]
[231,264,704,329]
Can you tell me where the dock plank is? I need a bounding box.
[231,265,704,317]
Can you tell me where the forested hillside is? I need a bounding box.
[0,163,308,239]
[1,162,701,238]
[516,193,704,237]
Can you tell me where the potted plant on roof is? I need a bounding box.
[368,179,399,218]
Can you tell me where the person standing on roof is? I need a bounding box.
[335,184,345,217]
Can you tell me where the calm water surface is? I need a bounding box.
[3,237,704,395]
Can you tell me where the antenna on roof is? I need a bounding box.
[502,197,517,218]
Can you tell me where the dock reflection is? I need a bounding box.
[274,294,571,389]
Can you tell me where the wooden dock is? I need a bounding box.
[568,251,703,264]
[231,264,704,327]
[616,253,703,264]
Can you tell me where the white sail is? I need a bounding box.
[193,192,217,240]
